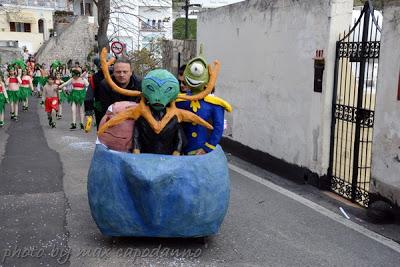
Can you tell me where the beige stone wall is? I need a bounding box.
[0,47,23,64]
[36,16,97,66]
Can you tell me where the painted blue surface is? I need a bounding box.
[87,144,230,237]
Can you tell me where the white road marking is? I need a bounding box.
[339,207,351,220]
[229,163,400,254]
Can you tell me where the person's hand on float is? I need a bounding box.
[195,149,206,155]
[172,151,180,156]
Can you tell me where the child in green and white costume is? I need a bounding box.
[59,69,89,130]
[60,64,71,83]
[20,68,34,111]
[0,74,9,127]
[5,66,22,121]
[32,64,42,97]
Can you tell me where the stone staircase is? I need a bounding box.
[36,16,98,65]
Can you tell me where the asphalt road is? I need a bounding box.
[0,97,400,266]
[0,99,68,267]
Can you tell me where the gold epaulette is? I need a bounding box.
[204,95,232,112]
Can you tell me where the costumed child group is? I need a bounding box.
[0,56,92,129]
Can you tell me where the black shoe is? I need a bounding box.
[48,118,53,126]
[51,122,56,128]
[14,116,18,122]
[80,123,84,130]
[10,112,15,120]
[70,123,77,130]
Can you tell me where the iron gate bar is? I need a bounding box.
[337,29,346,187]
[334,105,374,127]
[352,3,370,202]
[328,2,381,206]
[348,22,358,184]
[348,19,358,188]
[343,25,351,184]
[339,6,366,42]
[328,41,340,181]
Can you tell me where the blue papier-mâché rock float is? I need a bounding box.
[87,144,230,237]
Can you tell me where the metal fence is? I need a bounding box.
[328,2,381,207]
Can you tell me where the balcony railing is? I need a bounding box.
[140,21,164,31]
[0,40,19,48]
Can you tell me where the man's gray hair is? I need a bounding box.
[114,57,131,67]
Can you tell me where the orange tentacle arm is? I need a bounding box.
[177,60,221,101]
[171,101,213,130]
[176,109,213,130]
[97,106,142,136]
[100,48,141,97]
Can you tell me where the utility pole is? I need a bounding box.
[181,0,201,39]
[184,0,189,39]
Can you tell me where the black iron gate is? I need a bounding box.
[328,2,381,206]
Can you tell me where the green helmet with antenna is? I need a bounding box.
[183,44,210,94]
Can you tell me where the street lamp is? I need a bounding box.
[182,0,201,39]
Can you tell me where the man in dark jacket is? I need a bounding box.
[85,57,141,129]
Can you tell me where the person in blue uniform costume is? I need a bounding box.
[176,45,232,155]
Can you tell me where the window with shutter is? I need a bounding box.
[24,23,31,32]
[16,23,23,32]
[10,22,16,32]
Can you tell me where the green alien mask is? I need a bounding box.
[183,44,209,94]
[142,69,179,111]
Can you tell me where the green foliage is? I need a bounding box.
[172,0,186,9]
[87,49,96,62]
[128,38,163,77]
[129,49,159,77]
[354,0,384,9]
[354,0,364,6]
[173,18,197,40]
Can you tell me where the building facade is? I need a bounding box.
[107,0,172,52]
[69,0,172,52]
[72,0,98,24]
[0,1,62,54]
[174,0,245,19]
